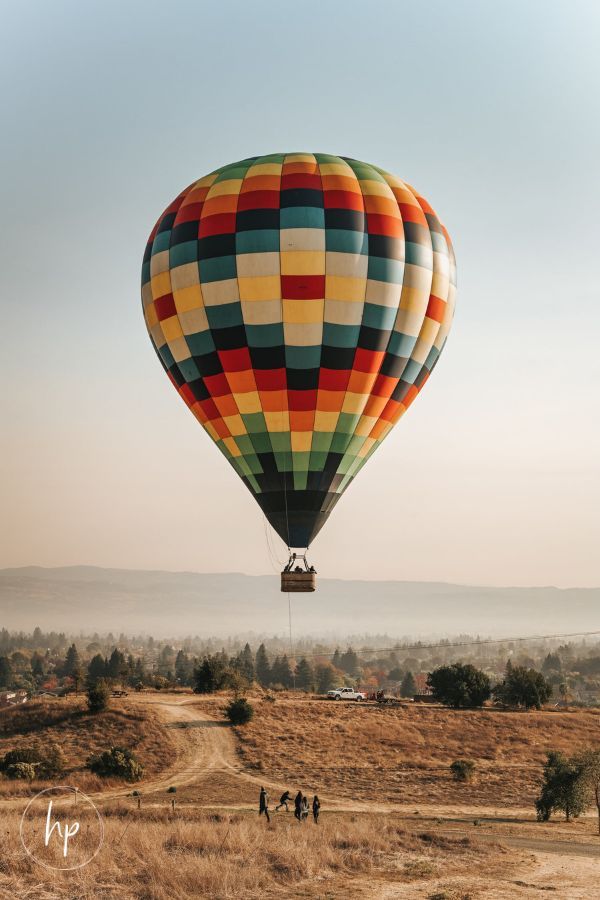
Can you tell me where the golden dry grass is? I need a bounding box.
[0,695,175,797]
[212,696,600,807]
[0,805,514,899]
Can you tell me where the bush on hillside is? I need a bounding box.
[450,759,476,782]
[225,697,254,726]
[87,746,144,781]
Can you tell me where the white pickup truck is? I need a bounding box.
[327,686,367,701]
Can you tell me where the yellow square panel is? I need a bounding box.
[342,392,367,415]
[399,285,429,312]
[174,284,204,314]
[264,410,290,432]
[325,275,365,302]
[283,300,324,324]
[354,415,378,437]
[161,316,183,341]
[291,431,313,452]
[280,251,324,276]
[238,275,281,302]
[359,179,395,197]
[246,163,282,177]
[145,303,158,329]
[313,409,339,431]
[235,391,262,415]
[207,179,243,197]
[222,414,246,436]
[150,271,172,300]
[223,436,241,457]
[358,437,376,457]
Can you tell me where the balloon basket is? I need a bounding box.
[281,571,316,593]
[281,552,317,592]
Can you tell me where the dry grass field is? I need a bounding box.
[0,695,175,797]
[211,695,600,808]
[0,804,518,899]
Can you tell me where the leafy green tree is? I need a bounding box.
[400,671,417,698]
[0,656,13,689]
[255,644,271,686]
[427,663,491,708]
[577,749,600,835]
[536,751,587,822]
[295,658,315,691]
[225,697,254,725]
[315,663,336,693]
[87,679,111,714]
[494,666,552,710]
[193,656,230,693]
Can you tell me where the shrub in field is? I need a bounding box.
[450,759,476,782]
[87,746,144,781]
[87,679,111,713]
[6,762,37,781]
[427,664,491,708]
[225,697,254,726]
[0,742,65,779]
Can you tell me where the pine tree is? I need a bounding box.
[239,643,254,682]
[0,657,14,689]
[255,644,271,686]
[295,658,314,691]
[400,671,417,698]
[87,654,108,686]
[332,649,341,668]
[64,644,81,677]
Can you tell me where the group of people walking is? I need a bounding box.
[259,787,320,824]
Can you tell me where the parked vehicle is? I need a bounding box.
[326,687,367,701]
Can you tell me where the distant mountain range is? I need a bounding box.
[0,566,597,640]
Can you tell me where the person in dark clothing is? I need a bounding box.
[312,795,320,823]
[294,790,303,821]
[259,786,270,823]
[276,790,291,812]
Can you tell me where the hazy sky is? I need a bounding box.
[1,1,599,587]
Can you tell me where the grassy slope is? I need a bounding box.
[231,697,600,806]
[0,695,174,796]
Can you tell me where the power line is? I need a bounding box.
[291,629,600,661]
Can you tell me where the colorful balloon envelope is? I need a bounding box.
[141,154,456,550]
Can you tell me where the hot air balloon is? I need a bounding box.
[141,154,456,591]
